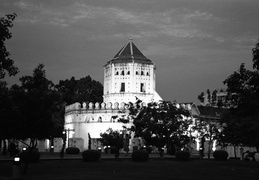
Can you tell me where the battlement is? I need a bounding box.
[65,101,147,114]
[65,101,194,114]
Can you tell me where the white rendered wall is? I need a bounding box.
[103,62,161,104]
[65,113,132,150]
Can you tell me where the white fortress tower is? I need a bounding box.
[103,39,162,104]
[64,39,162,151]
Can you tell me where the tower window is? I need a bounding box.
[140,83,145,92]
[141,71,144,75]
[146,72,149,76]
[121,71,124,75]
[120,83,125,92]
[127,71,130,75]
[136,71,139,75]
[115,71,119,75]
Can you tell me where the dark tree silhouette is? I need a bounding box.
[252,39,259,71]
[0,13,19,79]
[57,76,103,104]
[221,41,259,151]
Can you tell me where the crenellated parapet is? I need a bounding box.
[65,101,147,114]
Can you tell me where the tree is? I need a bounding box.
[8,64,63,149]
[219,113,247,157]
[221,41,259,151]
[0,13,19,79]
[0,81,10,151]
[57,76,103,104]
[198,92,205,105]
[128,100,192,153]
[100,128,124,150]
[7,64,64,173]
[252,39,259,71]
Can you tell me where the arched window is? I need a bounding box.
[146,72,149,76]
[141,71,144,75]
[121,71,124,75]
[136,71,139,75]
[127,71,130,75]
[115,71,119,75]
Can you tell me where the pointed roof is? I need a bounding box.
[107,39,153,65]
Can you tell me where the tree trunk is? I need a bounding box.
[23,139,38,174]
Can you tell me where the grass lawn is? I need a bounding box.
[1,159,259,180]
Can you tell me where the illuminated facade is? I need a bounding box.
[64,39,162,151]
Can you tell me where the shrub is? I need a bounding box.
[20,150,40,163]
[132,150,149,162]
[66,147,80,154]
[213,150,228,161]
[82,150,101,162]
[175,151,190,161]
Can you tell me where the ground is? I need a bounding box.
[1,156,259,180]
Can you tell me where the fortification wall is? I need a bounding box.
[65,101,147,114]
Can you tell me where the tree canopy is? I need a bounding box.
[57,75,103,105]
[0,13,19,79]
[220,40,259,150]
[100,128,124,150]
[128,100,192,150]
[6,64,63,149]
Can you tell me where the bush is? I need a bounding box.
[132,150,149,162]
[20,150,40,163]
[66,147,80,154]
[175,151,190,161]
[213,150,228,161]
[82,150,101,162]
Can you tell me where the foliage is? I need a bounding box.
[221,49,259,150]
[82,150,101,162]
[7,64,63,150]
[0,81,12,140]
[129,100,192,150]
[57,76,103,104]
[132,150,149,162]
[197,92,205,104]
[198,89,231,108]
[252,39,259,70]
[20,150,41,163]
[0,13,19,79]
[175,151,190,161]
[218,114,245,148]
[213,150,228,161]
[65,147,80,154]
[100,128,124,150]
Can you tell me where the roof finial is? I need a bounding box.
[129,37,133,42]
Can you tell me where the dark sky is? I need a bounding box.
[1,0,258,104]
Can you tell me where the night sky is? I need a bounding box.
[1,0,258,104]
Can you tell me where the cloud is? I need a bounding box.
[10,1,230,42]
[14,0,45,12]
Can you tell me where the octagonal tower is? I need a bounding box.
[103,39,162,104]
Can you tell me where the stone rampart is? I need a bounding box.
[65,101,147,114]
